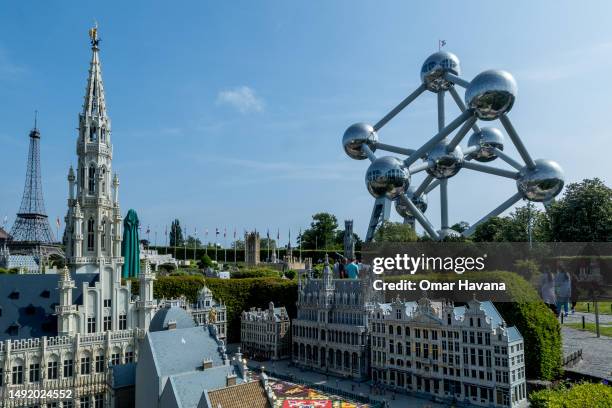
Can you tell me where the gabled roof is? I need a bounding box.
[206,381,270,408]
[163,366,246,408]
[146,326,224,378]
[150,306,196,332]
[506,326,523,343]
[0,273,98,340]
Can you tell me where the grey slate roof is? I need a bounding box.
[164,366,245,408]
[506,326,523,343]
[147,326,224,378]
[150,306,197,332]
[0,273,98,341]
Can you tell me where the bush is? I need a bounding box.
[530,382,612,407]
[284,270,296,280]
[386,271,562,380]
[199,254,214,269]
[231,267,280,279]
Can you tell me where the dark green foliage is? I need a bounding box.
[205,277,297,343]
[299,212,339,250]
[0,268,19,274]
[529,382,612,407]
[546,178,612,242]
[199,254,214,268]
[284,270,296,280]
[169,219,183,247]
[386,271,562,380]
[473,205,549,242]
[374,221,417,243]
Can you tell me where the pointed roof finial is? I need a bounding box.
[89,21,100,48]
[34,110,38,130]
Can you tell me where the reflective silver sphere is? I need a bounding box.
[395,187,428,218]
[516,159,564,202]
[342,123,378,160]
[424,143,464,179]
[467,127,505,162]
[365,156,410,199]
[420,51,461,93]
[465,70,517,120]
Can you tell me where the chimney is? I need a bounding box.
[202,358,213,369]
[226,373,237,386]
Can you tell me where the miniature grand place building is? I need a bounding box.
[241,303,290,360]
[370,297,527,407]
[291,256,378,380]
[0,27,157,408]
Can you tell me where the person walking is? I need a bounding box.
[333,259,340,278]
[555,268,571,317]
[346,259,359,279]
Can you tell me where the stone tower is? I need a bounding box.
[56,266,77,336]
[343,219,355,260]
[64,25,123,274]
[245,231,260,266]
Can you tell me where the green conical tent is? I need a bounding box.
[122,209,141,278]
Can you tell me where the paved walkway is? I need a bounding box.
[560,312,612,381]
[249,359,448,408]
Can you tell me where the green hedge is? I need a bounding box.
[131,275,297,343]
[530,382,612,407]
[386,271,562,380]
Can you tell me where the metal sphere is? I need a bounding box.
[467,127,505,162]
[365,156,410,199]
[516,159,564,202]
[342,123,378,160]
[465,70,517,120]
[424,143,464,179]
[420,51,461,92]
[395,187,428,218]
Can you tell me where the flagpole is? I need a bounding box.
[193,229,197,262]
[224,228,227,264]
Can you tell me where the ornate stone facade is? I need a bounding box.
[370,297,527,407]
[291,256,378,380]
[0,27,157,408]
[241,302,290,360]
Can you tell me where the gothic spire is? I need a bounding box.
[83,23,107,120]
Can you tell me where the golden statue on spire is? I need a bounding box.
[89,22,99,47]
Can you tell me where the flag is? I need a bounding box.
[205,229,208,237]
[56,217,61,229]
[267,229,270,239]
[215,228,219,236]
[223,227,226,238]
[194,228,198,236]
[277,228,280,240]
[164,226,168,236]
[233,228,236,239]
[146,225,150,234]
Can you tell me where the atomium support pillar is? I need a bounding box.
[365,197,391,242]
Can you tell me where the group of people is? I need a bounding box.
[540,267,578,317]
[333,258,360,279]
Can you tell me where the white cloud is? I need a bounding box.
[216,86,264,113]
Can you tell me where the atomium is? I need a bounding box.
[342,51,564,241]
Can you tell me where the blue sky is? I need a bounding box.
[0,1,611,245]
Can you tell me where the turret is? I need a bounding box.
[56,266,77,336]
[137,259,157,331]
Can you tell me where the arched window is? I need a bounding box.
[100,128,106,142]
[101,167,107,196]
[87,218,95,251]
[90,127,98,142]
[88,165,96,194]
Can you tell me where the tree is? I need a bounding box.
[231,239,245,250]
[185,235,202,247]
[260,238,276,250]
[450,221,470,233]
[471,205,548,242]
[374,221,417,243]
[545,178,612,242]
[333,229,363,251]
[298,213,339,250]
[199,254,214,269]
[169,219,184,247]
[284,270,296,280]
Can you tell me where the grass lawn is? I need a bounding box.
[565,322,612,337]
[573,301,612,315]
